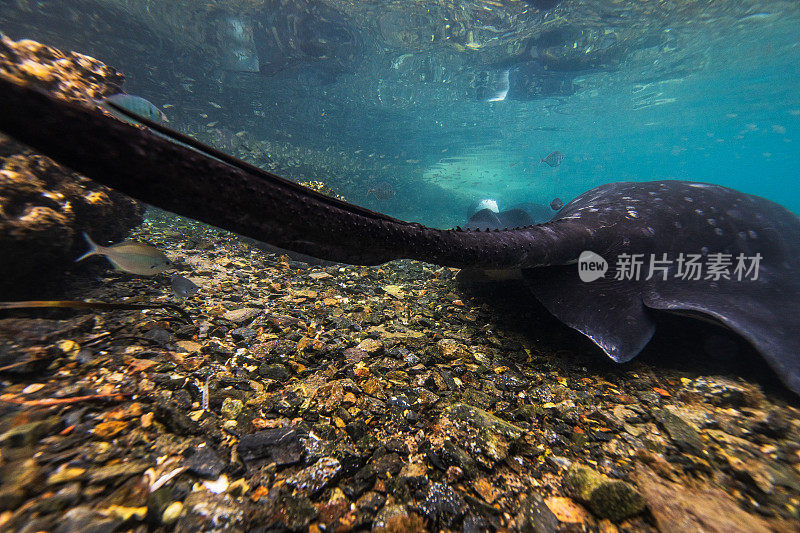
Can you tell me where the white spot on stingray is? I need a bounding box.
[695,209,704,216]
[714,228,724,236]
[738,231,747,239]
[684,196,694,202]
[674,221,682,229]
[627,208,639,218]
[688,183,712,188]
[707,218,717,226]
[748,230,758,239]
[701,246,709,255]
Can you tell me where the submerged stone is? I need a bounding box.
[223,308,261,324]
[588,480,646,522]
[565,465,604,501]
[220,398,244,420]
[654,408,704,454]
[416,482,466,528]
[237,427,303,467]
[565,464,645,521]
[516,493,559,533]
[285,457,341,494]
[440,403,524,467]
[186,446,228,479]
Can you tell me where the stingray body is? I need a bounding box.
[464,207,538,231]
[524,181,800,394]
[1,78,799,394]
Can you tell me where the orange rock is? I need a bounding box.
[472,477,500,503]
[92,420,128,439]
[544,496,590,524]
[126,358,157,373]
[250,485,270,502]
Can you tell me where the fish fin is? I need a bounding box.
[75,232,100,262]
[523,265,656,362]
[643,273,800,395]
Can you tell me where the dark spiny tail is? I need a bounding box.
[0,76,588,268]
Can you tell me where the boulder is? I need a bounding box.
[0,35,143,297]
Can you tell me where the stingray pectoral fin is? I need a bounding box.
[643,275,800,395]
[523,266,656,362]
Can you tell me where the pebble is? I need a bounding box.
[259,363,291,381]
[654,408,704,454]
[589,480,646,522]
[223,307,261,323]
[231,327,257,343]
[517,493,560,532]
[0,418,57,448]
[186,446,227,478]
[372,504,412,532]
[161,501,184,524]
[221,398,244,420]
[417,482,466,528]
[357,338,383,354]
[175,340,202,353]
[565,464,645,521]
[285,457,341,494]
[237,427,304,467]
[440,403,524,467]
[437,338,470,360]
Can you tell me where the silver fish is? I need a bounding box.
[76,232,171,276]
[101,94,168,124]
[170,274,200,299]
[540,151,564,167]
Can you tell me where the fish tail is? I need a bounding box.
[75,232,100,262]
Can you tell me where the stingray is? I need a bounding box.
[1,77,799,394]
[464,207,538,231]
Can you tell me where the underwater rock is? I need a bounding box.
[0,35,143,297]
[653,408,704,454]
[220,398,244,420]
[237,427,304,467]
[564,464,604,501]
[565,464,645,521]
[588,479,646,522]
[416,482,466,529]
[515,493,559,533]
[438,403,524,468]
[285,457,341,495]
[634,464,770,533]
[185,446,228,479]
[223,307,261,324]
[0,458,42,511]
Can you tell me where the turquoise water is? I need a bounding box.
[2,1,799,228]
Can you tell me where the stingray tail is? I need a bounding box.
[0,77,584,270]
